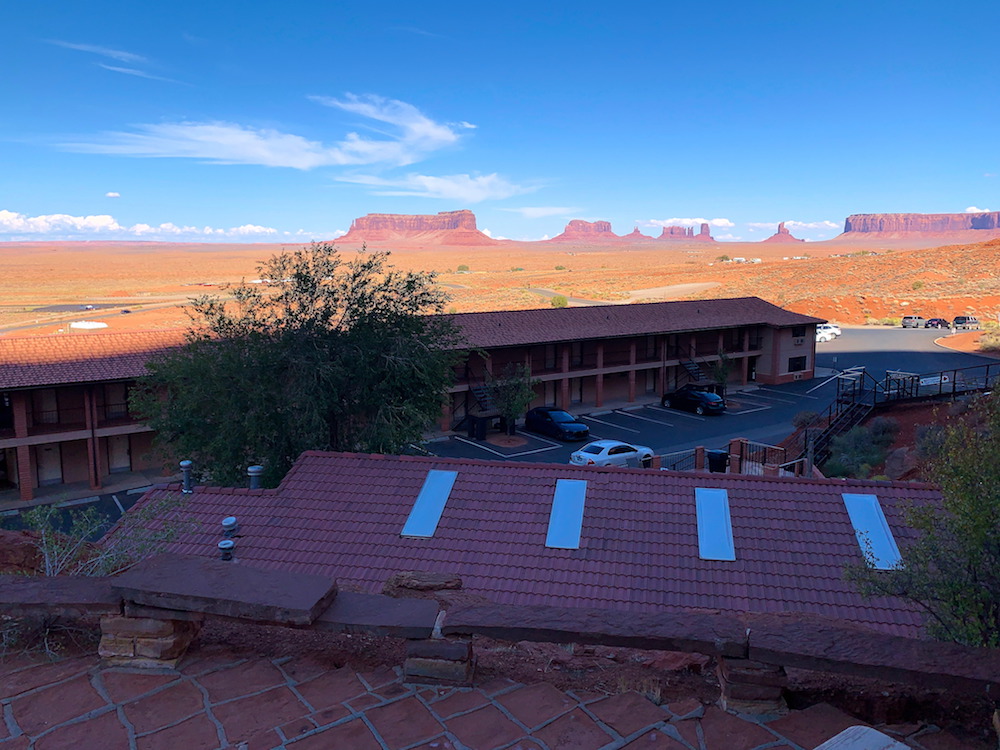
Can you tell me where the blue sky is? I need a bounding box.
[3,1,998,243]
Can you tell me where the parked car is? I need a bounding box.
[901,315,925,328]
[816,323,842,338]
[524,407,589,441]
[924,318,948,329]
[660,384,726,415]
[570,439,654,467]
[816,330,835,343]
[952,316,981,330]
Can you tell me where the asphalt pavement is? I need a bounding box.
[427,326,997,466]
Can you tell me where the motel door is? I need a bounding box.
[36,444,63,486]
[108,435,131,473]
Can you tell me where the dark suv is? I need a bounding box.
[661,384,726,415]
[524,407,590,440]
[952,316,981,330]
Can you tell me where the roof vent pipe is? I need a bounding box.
[247,465,264,489]
[180,460,193,494]
[218,539,235,561]
[221,516,239,537]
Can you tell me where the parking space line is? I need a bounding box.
[112,494,126,514]
[453,436,561,458]
[615,410,674,427]
[580,415,641,432]
[648,405,706,422]
[754,388,814,402]
[730,405,772,415]
[736,391,797,405]
[55,496,100,508]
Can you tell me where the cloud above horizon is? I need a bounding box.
[747,220,839,231]
[105,192,120,198]
[965,206,992,213]
[336,172,533,202]
[0,208,339,242]
[65,95,472,170]
[47,40,147,64]
[642,217,735,229]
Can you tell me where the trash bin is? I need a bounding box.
[707,450,729,473]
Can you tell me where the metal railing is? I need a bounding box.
[658,448,698,472]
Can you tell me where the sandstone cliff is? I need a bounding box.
[339,210,497,245]
[659,223,715,242]
[762,222,804,243]
[547,220,620,242]
[842,211,1000,236]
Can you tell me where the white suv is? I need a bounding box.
[816,324,841,342]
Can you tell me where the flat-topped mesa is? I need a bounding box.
[623,227,654,242]
[548,219,619,242]
[762,222,804,243]
[339,210,497,245]
[658,223,716,242]
[843,211,1000,236]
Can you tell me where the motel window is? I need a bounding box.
[788,356,807,373]
[570,342,583,367]
[644,335,657,359]
[544,344,557,370]
[791,326,806,338]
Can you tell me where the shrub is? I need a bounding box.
[554,265,566,270]
[792,410,820,429]
[824,426,885,479]
[510,267,524,272]
[980,329,1000,352]
[867,416,899,448]
[456,264,470,272]
[915,424,945,459]
[912,280,924,290]
[550,295,569,308]
[879,317,902,327]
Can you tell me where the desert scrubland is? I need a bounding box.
[1,235,999,336]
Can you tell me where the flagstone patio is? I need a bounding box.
[0,645,988,750]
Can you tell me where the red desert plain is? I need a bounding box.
[2,209,1000,337]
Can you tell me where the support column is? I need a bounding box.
[717,657,787,715]
[560,345,570,410]
[100,614,202,668]
[595,343,605,407]
[11,391,29,438]
[628,341,637,402]
[84,387,100,490]
[438,400,452,432]
[728,438,745,475]
[16,444,33,503]
[404,639,474,686]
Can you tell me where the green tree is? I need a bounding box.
[131,243,459,487]
[708,350,734,389]
[848,390,1000,647]
[486,363,539,435]
[550,295,569,308]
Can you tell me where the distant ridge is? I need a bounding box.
[838,211,1000,240]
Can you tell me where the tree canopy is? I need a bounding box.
[848,389,1000,647]
[131,243,459,487]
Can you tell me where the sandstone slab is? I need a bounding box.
[313,590,438,638]
[111,553,337,625]
[0,573,119,617]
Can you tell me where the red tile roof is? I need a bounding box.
[445,297,825,349]
[0,330,184,389]
[131,452,931,638]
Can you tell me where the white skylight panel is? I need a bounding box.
[695,487,736,561]
[400,470,459,538]
[842,493,902,570]
[545,479,588,549]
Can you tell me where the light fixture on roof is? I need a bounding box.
[218,539,235,561]
[221,516,239,537]
[247,465,264,489]
[180,460,193,494]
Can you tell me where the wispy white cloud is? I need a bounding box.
[785,220,839,230]
[715,233,744,241]
[500,206,582,219]
[66,94,471,170]
[96,63,179,83]
[965,205,992,213]
[642,217,735,229]
[47,40,147,63]
[336,172,534,202]
[984,173,997,178]
[0,208,290,241]
[105,192,120,198]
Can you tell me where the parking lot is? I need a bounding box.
[430,326,999,466]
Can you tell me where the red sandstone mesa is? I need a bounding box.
[840,211,1000,238]
[659,223,715,242]
[548,219,619,242]
[762,222,805,243]
[338,210,498,245]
